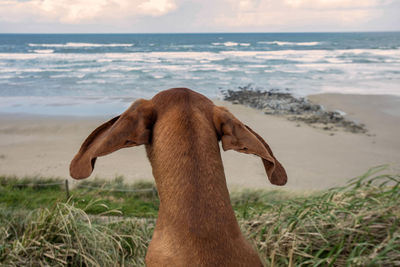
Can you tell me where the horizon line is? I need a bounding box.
[1,30,399,35]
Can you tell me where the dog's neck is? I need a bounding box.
[145,111,242,238]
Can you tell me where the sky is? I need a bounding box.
[0,0,399,33]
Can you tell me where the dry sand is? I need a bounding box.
[0,94,399,190]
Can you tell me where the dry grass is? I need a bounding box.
[0,201,154,266]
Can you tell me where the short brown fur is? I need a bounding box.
[70,88,287,266]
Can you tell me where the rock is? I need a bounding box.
[222,85,367,134]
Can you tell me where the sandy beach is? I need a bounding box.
[0,93,399,191]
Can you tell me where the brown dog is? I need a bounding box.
[70,88,287,266]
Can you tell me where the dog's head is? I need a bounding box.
[70,88,287,186]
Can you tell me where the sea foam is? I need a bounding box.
[28,43,134,48]
[258,41,321,46]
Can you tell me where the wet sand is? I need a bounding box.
[0,94,399,190]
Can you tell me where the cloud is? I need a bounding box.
[0,0,177,24]
[212,0,393,30]
[139,0,177,16]
[284,0,390,9]
[0,0,397,32]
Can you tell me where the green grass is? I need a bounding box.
[0,176,159,218]
[0,175,293,219]
[1,166,399,266]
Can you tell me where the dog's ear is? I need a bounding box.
[213,106,287,185]
[70,99,155,179]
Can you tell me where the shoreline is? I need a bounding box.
[0,93,399,190]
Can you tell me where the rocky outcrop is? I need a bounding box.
[222,85,367,134]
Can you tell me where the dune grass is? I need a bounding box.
[0,202,153,266]
[240,166,400,266]
[0,166,399,266]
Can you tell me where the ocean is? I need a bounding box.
[0,32,399,115]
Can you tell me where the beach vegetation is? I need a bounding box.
[0,166,399,266]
